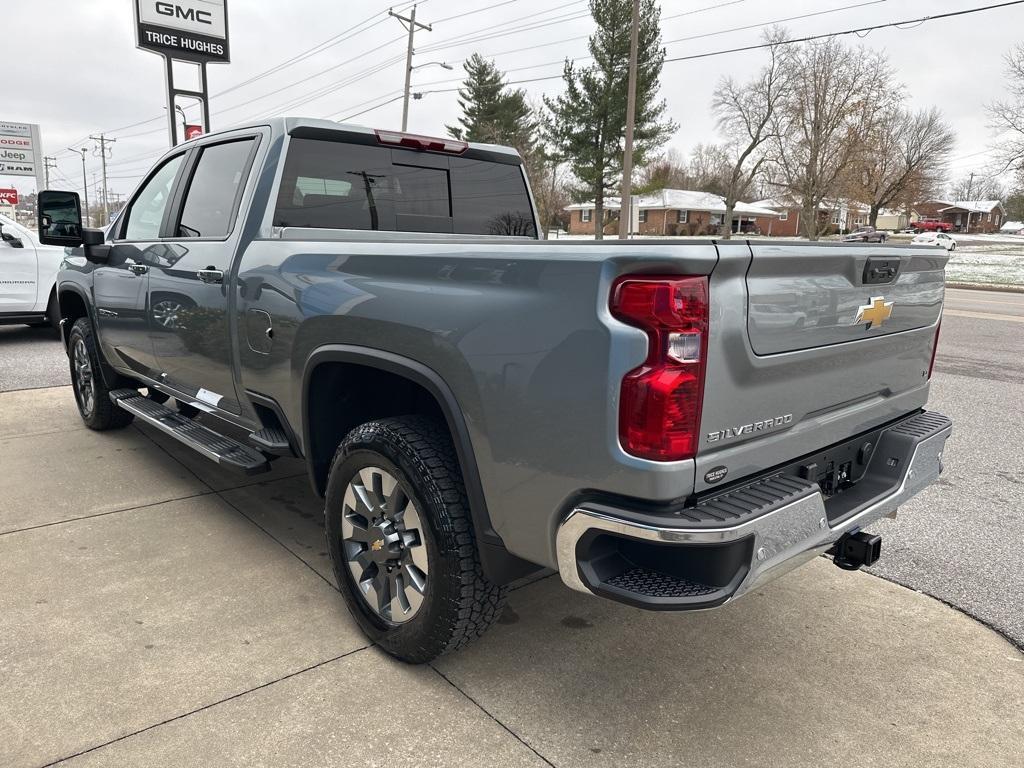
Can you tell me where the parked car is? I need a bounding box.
[842,226,887,243]
[910,219,953,233]
[0,213,63,329]
[39,118,952,663]
[912,231,957,251]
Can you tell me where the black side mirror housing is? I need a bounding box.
[37,189,109,262]
[38,190,85,246]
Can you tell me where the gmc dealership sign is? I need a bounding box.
[134,0,230,62]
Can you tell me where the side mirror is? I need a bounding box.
[0,224,24,248]
[38,190,85,246]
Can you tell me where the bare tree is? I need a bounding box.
[686,143,731,196]
[848,107,955,227]
[635,148,689,193]
[712,30,787,238]
[768,36,894,240]
[987,44,1024,180]
[948,173,1004,202]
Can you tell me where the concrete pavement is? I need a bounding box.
[2,386,1022,767]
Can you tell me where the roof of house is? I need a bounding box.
[999,220,1024,231]
[565,189,779,217]
[938,200,1005,213]
[750,197,869,212]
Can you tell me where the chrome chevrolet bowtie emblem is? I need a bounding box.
[855,296,894,329]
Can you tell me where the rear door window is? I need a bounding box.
[274,137,535,237]
[176,139,256,238]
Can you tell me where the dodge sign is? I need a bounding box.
[0,122,45,190]
[134,0,230,62]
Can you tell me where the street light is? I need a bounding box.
[67,147,90,226]
[411,61,453,71]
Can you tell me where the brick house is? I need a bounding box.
[750,198,870,236]
[564,189,778,236]
[912,200,1005,233]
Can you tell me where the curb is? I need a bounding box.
[946,281,1024,294]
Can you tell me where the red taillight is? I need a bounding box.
[611,276,709,461]
[374,129,468,154]
[928,319,942,378]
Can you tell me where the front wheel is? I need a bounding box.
[67,318,134,430]
[325,416,506,663]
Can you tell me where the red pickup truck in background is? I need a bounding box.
[911,218,954,233]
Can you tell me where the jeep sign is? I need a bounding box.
[0,122,45,190]
[134,0,230,62]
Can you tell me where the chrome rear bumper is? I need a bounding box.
[555,412,952,609]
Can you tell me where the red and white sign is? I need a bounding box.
[184,124,203,140]
[0,188,18,205]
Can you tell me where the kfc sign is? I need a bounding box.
[0,188,17,205]
[184,124,203,140]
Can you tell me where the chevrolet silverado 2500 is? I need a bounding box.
[37,118,951,663]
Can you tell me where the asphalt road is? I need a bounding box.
[0,287,1021,646]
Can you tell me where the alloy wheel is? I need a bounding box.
[152,300,184,329]
[340,466,429,624]
[72,337,95,417]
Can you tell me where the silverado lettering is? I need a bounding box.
[707,414,794,443]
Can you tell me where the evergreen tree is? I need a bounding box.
[544,0,675,238]
[447,53,537,157]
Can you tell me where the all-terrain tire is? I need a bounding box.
[325,415,507,663]
[67,317,134,431]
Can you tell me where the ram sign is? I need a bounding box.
[0,122,44,190]
[134,0,230,62]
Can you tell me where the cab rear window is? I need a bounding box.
[273,138,536,237]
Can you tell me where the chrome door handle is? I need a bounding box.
[197,268,224,284]
[128,263,148,275]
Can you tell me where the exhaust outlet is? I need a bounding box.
[830,531,882,571]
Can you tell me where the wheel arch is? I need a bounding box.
[57,284,92,351]
[302,345,539,585]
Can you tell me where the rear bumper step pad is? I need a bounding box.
[556,410,952,610]
[110,389,271,475]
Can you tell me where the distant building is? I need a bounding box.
[749,198,869,236]
[1000,220,1024,234]
[564,189,778,236]
[913,199,1006,233]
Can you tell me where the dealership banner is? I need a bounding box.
[135,0,230,62]
[0,122,44,190]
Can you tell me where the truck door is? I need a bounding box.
[98,153,186,377]
[149,136,258,415]
[0,218,38,313]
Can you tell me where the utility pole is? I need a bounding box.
[618,0,640,240]
[68,147,90,226]
[964,171,975,234]
[90,134,115,225]
[43,156,58,189]
[390,4,433,131]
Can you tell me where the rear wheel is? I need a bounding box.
[325,416,506,663]
[67,318,134,431]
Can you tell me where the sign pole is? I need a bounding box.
[164,56,179,146]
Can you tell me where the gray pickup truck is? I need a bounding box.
[38,118,951,663]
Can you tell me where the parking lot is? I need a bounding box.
[2,288,1023,767]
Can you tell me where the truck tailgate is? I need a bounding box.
[695,241,946,495]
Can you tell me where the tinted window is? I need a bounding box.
[177,139,254,237]
[124,155,184,240]
[274,138,535,237]
[449,157,536,236]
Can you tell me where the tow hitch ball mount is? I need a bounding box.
[829,531,882,571]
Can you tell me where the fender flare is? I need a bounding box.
[301,345,531,569]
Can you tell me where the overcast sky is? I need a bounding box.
[5,0,1022,200]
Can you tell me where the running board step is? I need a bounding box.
[249,427,292,456]
[109,389,271,475]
